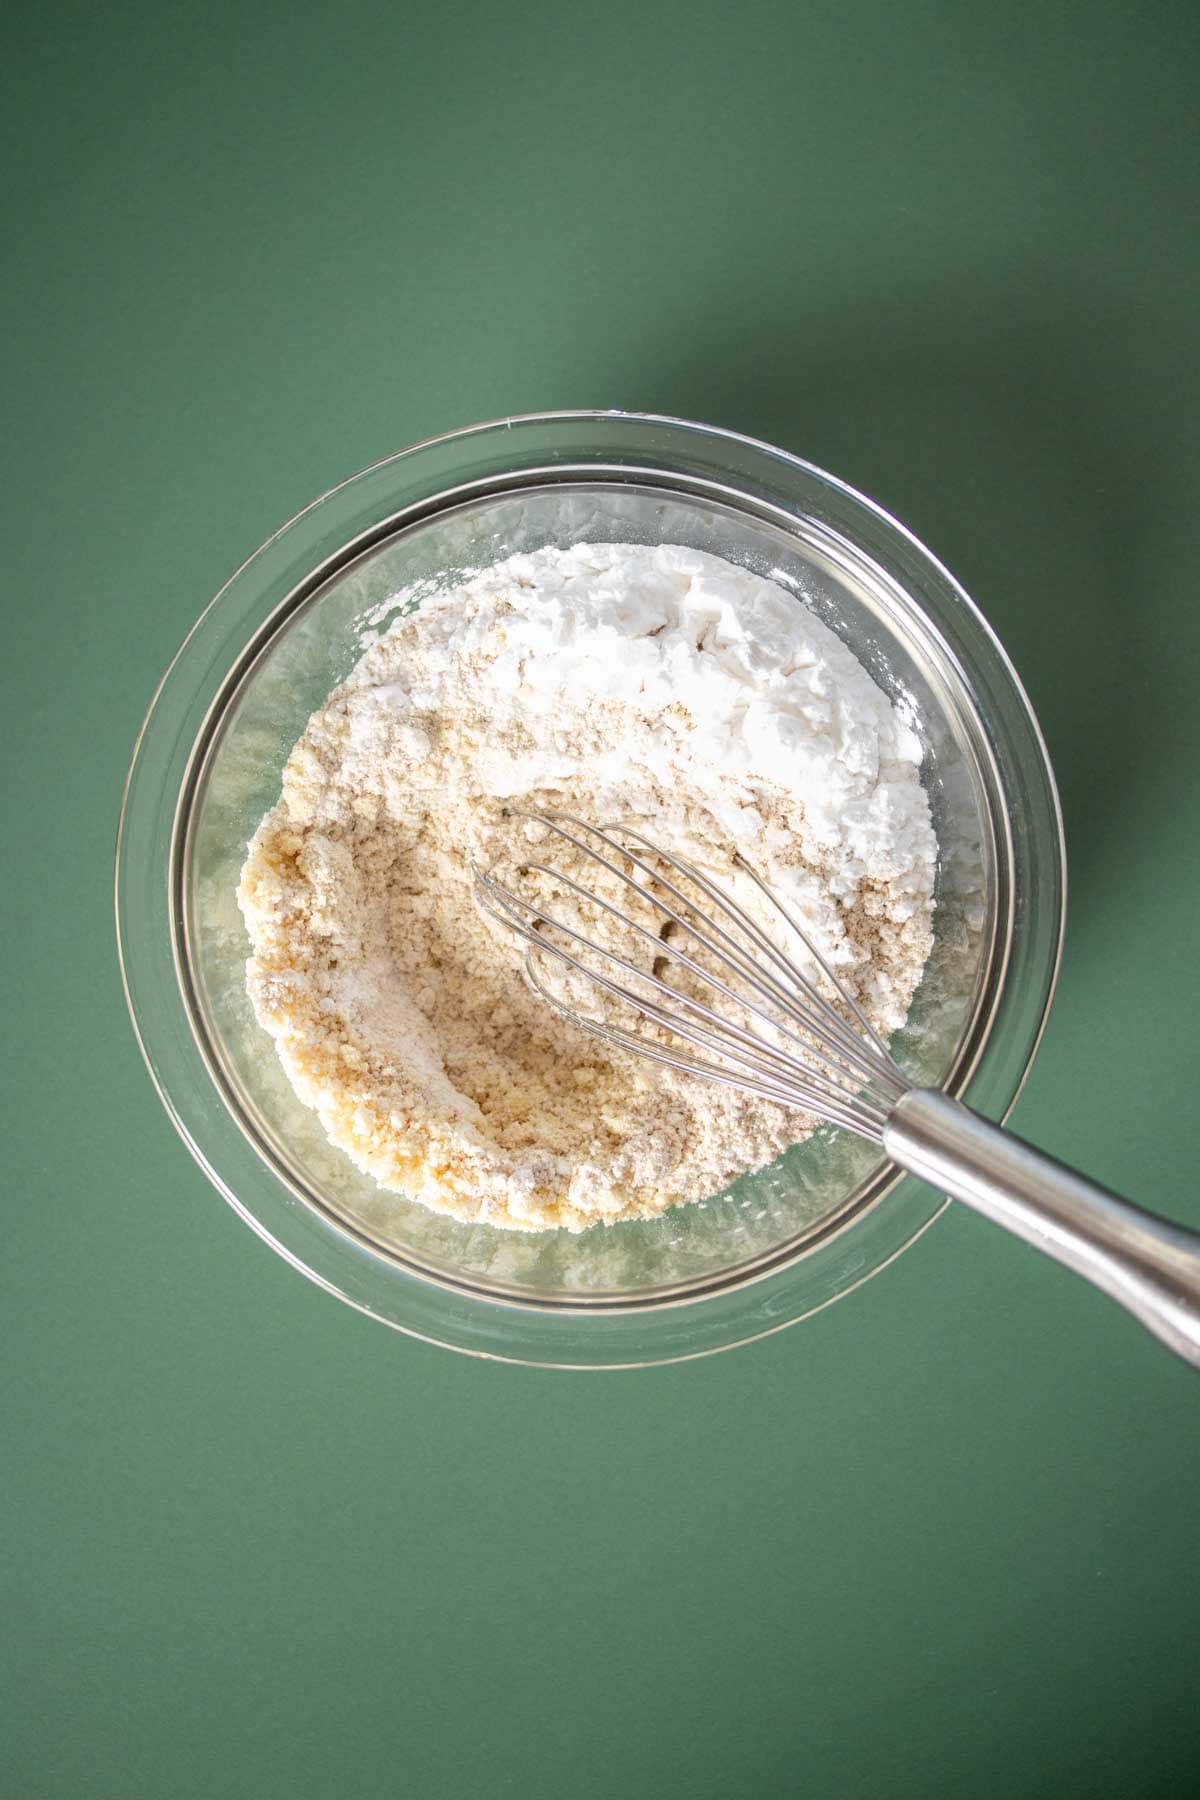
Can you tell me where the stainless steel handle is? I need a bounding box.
[884,1089,1200,1369]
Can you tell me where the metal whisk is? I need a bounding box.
[475,811,1200,1369]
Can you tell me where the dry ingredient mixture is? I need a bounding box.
[238,542,937,1233]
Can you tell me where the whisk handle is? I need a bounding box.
[885,1089,1200,1370]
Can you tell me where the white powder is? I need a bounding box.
[238,541,936,1233]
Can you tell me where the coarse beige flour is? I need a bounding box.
[238,542,936,1232]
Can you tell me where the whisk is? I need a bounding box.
[475,812,1200,1369]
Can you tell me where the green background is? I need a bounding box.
[4,2,1199,1795]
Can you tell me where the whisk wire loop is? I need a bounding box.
[517,811,900,1093]
[473,811,909,1139]
[474,866,890,1130]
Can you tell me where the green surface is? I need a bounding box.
[4,2,1199,1795]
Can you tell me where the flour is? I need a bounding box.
[238,542,937,1233]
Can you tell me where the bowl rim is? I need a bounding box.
[116,408,1067,1365]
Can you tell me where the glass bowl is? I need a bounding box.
[116,412,1065,1367]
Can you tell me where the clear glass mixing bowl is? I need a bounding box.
[116,412,1066,1366]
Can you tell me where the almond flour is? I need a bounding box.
[238,542,936,1232]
